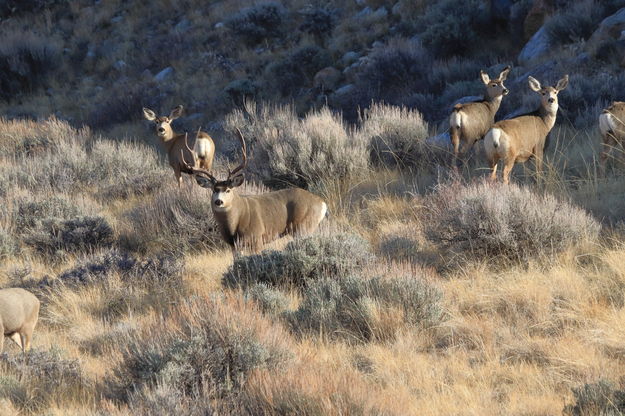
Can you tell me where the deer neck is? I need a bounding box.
[213,193,244,242]
[538,106,558,131]
[160,131,181,153]
[484,95,503,115]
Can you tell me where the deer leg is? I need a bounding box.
[489,156,499,182]
[534,153,544,184]
[601,134,618,175]
[502,159,515,185]
[9,332,22,351]
[174,168,183,188]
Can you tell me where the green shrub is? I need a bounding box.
[224,232,373,290]
[226,2,287,46]
[24,216,114,261]
[289,272,443,342]
[360,102,431,168]
[246,283,290,315]
[264,45,332,97]
[425,181,601,265]
[563,379,625,416]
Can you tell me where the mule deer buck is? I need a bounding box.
[484,75,569,184]
[182,129,328,252]
[599,101,625,173]
[143,105,215,187]
[0,288,40,354]
[449,66,511,168]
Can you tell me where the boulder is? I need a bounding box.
[518,25,550,65]
[154,67,174,82]
[342,51,361,66]
[523,0,554,40]
[589,8,625,46]
[425,133,452,150]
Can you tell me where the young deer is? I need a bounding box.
[0,288,40,354]
[599,101,625,173]
[484,75,569,184]
[182,129,328,252]
[143,105,215,187]
[449,66,511,167]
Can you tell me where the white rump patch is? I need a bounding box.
[195,138,212,159]
[318,202,328,225]
[450,111,463,129]
[599,113,615,137]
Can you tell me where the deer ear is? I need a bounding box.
[480,70,490,85]
[195,175,213,189]
[499,66,511,81]
[169,105,183,120]
[230,173,244,188]
[556,75,569,91]
[143,108,156,121]
[528,76,542,92]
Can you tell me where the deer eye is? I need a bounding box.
[226,189,231,193]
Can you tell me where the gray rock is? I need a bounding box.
[342,51,360,66]
[215,22,225,29]
[334,84,356,96]
[154,67,174,82]
[590,8,625,45]
[111,15,123,24]
[518,26,551,65]
[356,7,372,18]
[392,2,402,16]
[141,69,153,79]
[371,7,388,20]
[425,133,452,150]
[114,60,126,70]
[175,18,191,33]
[372,41,384,49]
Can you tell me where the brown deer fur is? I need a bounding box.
[183,130,327,252]
[0,288,40,353]
[484,75,569,184]
[143,105,215,187]
[449,66,510,166]
[599,101,625,173]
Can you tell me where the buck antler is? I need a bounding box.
[228,128,247,178]
[182,131,217,183]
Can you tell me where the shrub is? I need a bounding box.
[226,2,287,46]
[0,348,90,412]
[57,249,183,289]
[563,379,625,415]
[359,102,431,168]
[225,102,368,190]
[289,272,443,342]
[418,0,490,58]
[0,227,17,260]
[224,78,259,105]
[424,181,601,265]
[546,1,608,46]
[24,216,114,261]
[13,193,96,231]
[123,185,222,254]
[224,232,373,290]
[264,45,332,97]
[113,295,293,403]
[299,7,337,44]
[246,283,290,315]
[0,29,61,99]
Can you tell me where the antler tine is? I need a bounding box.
[181,132,217,182]
[229,127,248,177]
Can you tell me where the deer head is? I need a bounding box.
[182,128,247,212]
[528,75,569,115]
[481,66,511,100]
[143,105,184,140]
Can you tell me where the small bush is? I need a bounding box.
[225,102,368,190]
[13,193,95,231]
[424,181,601,265]
[418,0,490,58]
[299,7,337,44]
[57,249,183,289]
[289,272,443,342]
[24,216,114,261]
[563,379,625,416]
[0,228,17,260]
[246,283,290,315]
[224,232,373,290]
[113,295,293,403]
[226,2,287,46]
[546,1,608,46]
[264,45,332,97]
[0,29,61,99]
[360,102,431,168]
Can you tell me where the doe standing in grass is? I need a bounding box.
[484,74,569,184]
[143,105,215,187]
[599,101,625,174]
[0,288,40,354]
[449,66,511,168]
[182,129,328,252]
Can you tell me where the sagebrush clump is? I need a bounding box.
[425,181,601,265]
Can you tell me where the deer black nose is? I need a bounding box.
[503,88,509,95]
[548,98,554,103]
[158,127,165,133]
[215,199,223,206]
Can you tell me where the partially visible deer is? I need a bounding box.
[484,75,569,184]
[599,101,625,173]
[449,66,511,168]
[0,288,40,354]
[182,129,328,252]
[143,105,215,187]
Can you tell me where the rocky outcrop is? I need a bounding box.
[518,26,551,65]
